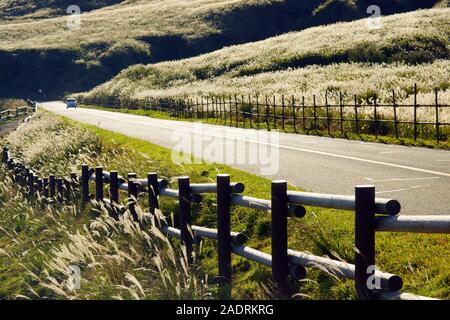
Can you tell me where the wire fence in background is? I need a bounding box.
[80,84,449,144]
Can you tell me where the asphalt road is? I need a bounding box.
[42,101,450,215]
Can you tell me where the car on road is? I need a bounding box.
[66,98,77,109]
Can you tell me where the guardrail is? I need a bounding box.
[0,106,33,123]
[79,84,450,143]
[2,146,449,300]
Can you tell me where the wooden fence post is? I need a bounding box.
[206,97,209,122]
[147,172,160,216]
[242,95,246,128]
[249,94,253,128]
[281,95,285,131]
[56,178,64,202]
[339,92,344,135]
[355,185,376,300]
[354,95,359,135]
[128,173,138,221]
[81,164,90,203]
[271,180,290,298]
[235,95,238,127]
[292,95,296,133]
[43,177,49,198]
[256,95,260,130]
[302,96,306,131]
[313,94,317,131]
[392,90,398,139]
[217,174,232,299]
[273,96,277,129]
[374,97,378,139]
[178,176,193,263]
[435,88,440,143]
[325,92,331,136]
[413,83,418,141]
[265,96,269,130]
[2,146,9,163]
[95,167,104,202]
[49,175,56,199]
[109,171,119,204]
[37,178,43,196]
[229,96,233,126]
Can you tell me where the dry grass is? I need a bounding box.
[0,0,256,50]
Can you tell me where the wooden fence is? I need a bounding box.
[79,84,449,143]
[2,146,450,300]
[0,106,33,123]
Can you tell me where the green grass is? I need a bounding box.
[1,110,449,299]
[80,104,450,150]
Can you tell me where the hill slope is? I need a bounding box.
[0,0,124,21]
[0,0,440,98]
[80,9,450,106]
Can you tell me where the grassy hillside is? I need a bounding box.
[80,9,450,108]
[0,0,439,98]
[0,0,124,21]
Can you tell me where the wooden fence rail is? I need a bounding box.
[2,146,449,300]
[0,106,33,123]
[79,84,449,143]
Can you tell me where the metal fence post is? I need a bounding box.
[271,180,290,298]
[81,164,90,203]
[355,185,376,300]
[178,176,193,263]
[217,174,232,299]
[95,166,104,201]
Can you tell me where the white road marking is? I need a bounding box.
[376,188,409,194]
[366,177,439,183]
[45,104,450,178]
